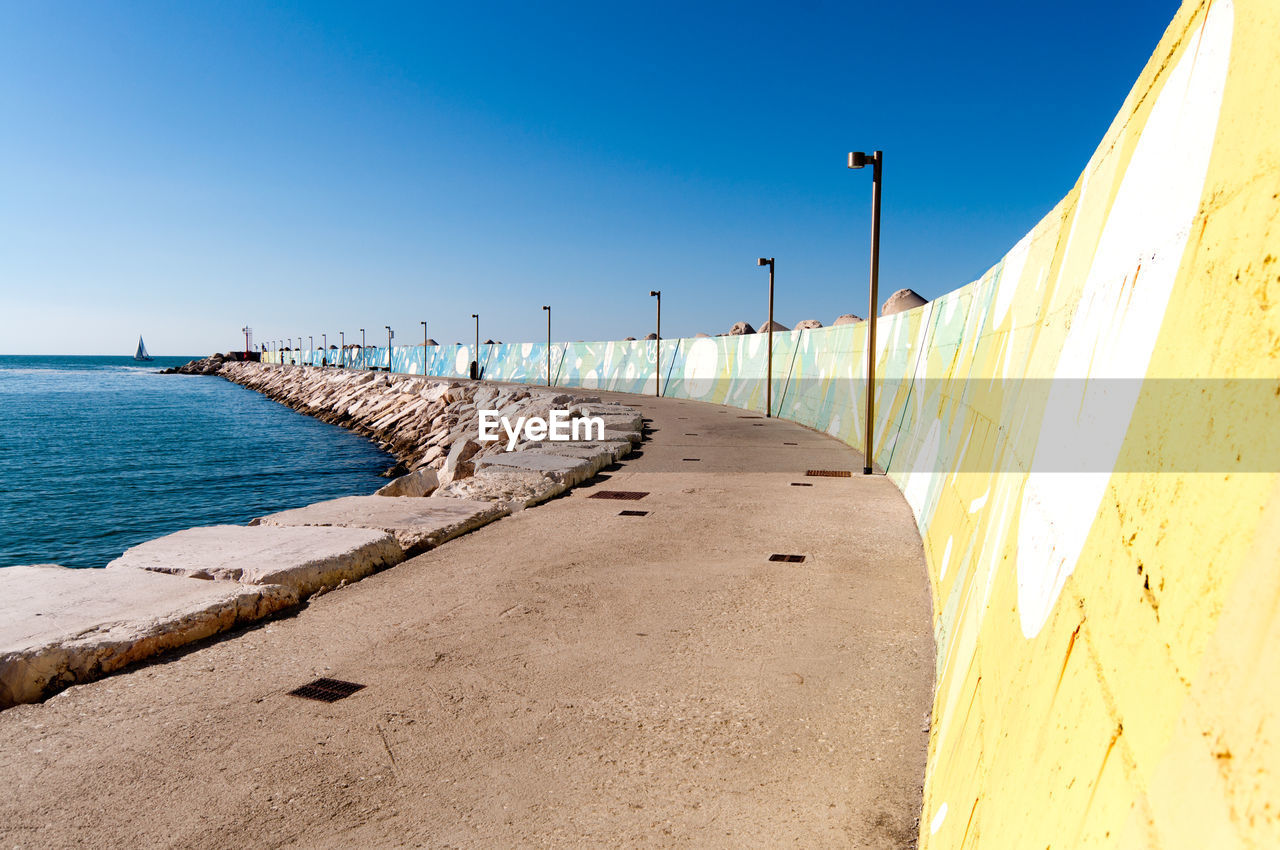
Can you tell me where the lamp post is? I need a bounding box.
[471,313,479,380]
[649,290,661,397]
[308,335,313,367]
[848,149,883,475]
[421,320,428,376]
[542,305,552,387]
[385,325,393,372]
[322,333,327,367]
[757,257,775,417]
[360,328,366,370]
[340,332,345,368]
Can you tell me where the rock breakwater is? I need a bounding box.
[218,362,642,509]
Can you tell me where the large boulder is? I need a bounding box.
[728,322,756,335]
[794,319,823,330]
[694,332,711,338]
[439,436,481,485]
[881,288,928,316]
[643,333,658,340]
[758,320,790,332]
[833,314,864,325]
[376,467,440,497]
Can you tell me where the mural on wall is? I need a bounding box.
[264,0,1279,843]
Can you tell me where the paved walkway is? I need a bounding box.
[0,389,934,849]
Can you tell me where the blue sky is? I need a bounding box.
[0,0,1180,355]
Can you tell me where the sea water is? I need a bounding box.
[0,356,395,569]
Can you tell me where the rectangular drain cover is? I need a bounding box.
[806,469,852,478]
[288,678,366,702]
[769,554,806,563]
[618,510,649,516]
[683,458,700,462]
[790,482,813,487]
[783,442,798,446]
[588,490,649,501]
[738,415,764,419]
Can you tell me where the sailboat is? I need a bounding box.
[134,335,153,362]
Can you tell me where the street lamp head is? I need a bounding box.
[471,313,478,319]
[420,320,426,327]
[757,257,773,266]
[650,290,660,297]
[542,305,550,311]
[848,151,869,169]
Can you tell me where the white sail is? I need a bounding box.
[134,335,152,361]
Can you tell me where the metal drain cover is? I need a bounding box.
[618,510,649,517]
[806,469,852,478]
[588,490,649,501]
[769,554,806,563]
[790,482,813,487]
[288,678,366,702]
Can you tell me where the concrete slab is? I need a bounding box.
[257,496,507,555]
[0,564,297,708]
[526,440,633,463]
[474,449,599,486]
[435,468,565,509]
[107,525,403,596]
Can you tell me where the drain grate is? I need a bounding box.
[738,416,764,419]
[752,423,765,427]
[618,510,649,517]
[588,490,649,501]
[288,678,366,703]
[790,482,813,487]
[769,554,806,563]
[684,433,698,436]
[783,442,798,446]
[683,458,700,462]
[806,469,852,478]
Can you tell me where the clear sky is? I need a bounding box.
[1,0,1181,355]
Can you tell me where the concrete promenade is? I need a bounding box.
[0,388,933,848]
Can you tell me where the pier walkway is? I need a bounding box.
[0,388,933,848]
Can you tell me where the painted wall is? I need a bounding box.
[265,0,1279,843]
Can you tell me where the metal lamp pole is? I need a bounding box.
[471,313,479,380]
[340,332,345,368]
[322,333,327,367]
[385,326,393,372]
[542,305,552,386]
[308,335,313,367]
[757,257,775,417]
[419,320,427,376]
[649,290,661,397]
[360,328,366,370]
[848,150,883,475]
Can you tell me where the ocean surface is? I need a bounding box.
[0,356,395,569]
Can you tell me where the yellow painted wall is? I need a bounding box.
[888,1,1280,844]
